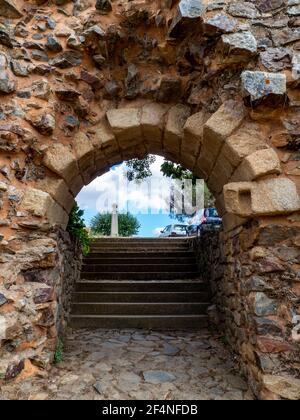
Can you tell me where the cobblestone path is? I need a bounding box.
[1,329,253,400]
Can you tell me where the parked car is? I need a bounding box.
[159,224,188,237]
[187,208,222,237]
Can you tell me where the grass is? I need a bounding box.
[54,339,64,364]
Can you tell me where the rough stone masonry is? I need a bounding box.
[0,0,299,400]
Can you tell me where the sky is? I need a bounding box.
[77,156,179,237]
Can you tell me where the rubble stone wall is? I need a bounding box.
[56,230,82,339]
[0,0,299,399]
[192,223,300,400]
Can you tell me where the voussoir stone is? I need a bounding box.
[73,132,95,171]
[232,148,282,181]
[37,178,74,213]
[223,124,268,168]
[93,119,118,160]
[106,108,142,150]
[141,103,170,145]
[198,101,246,177]
[164,104,191,154]
[182,111,206,156]
[43,143,78,183]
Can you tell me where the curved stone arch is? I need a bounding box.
[25,101,300,232]
[0,0,300,399]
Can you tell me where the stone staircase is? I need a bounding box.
[70,238,210,329]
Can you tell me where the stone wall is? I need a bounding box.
[0,229,81,381]
[56,230,82,339]
[192,221,300,400]
[0,0,299,399]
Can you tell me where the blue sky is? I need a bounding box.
[77,156,178,237]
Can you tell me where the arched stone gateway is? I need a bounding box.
[0,0,299,399]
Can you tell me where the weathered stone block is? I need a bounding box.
[0,0,22,19]
[232,148,282,181]
[207,155,234,194]
[20,188,53,217]
[73,132,95,172]
[182,111,206,156]
[47,200,69,228]
[82,161,107,186]
[141,103,169,146]
[263,375,300,400]
[164,104,191,154]
[37,178,74,214]
[254,292,277,316]
[43,144,79,183]
[106,108,142,150]
[69,174,84,196]
[198,101,246,176]
[168,0,206,37]
[221,31,257,61]
[224,178,300,217]
[26,111,55,136]
[223,124,268,168]
[93,119,118,160]
[241,71,286,102]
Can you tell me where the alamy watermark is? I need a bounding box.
[94,173,205,216]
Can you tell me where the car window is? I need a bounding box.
[174,225,187,233]
[207,208,218,217]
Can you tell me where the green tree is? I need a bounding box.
[126,155,156,182]
[67,203,90,255]
[91,212,141,237]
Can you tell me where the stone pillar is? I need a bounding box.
[111,203,119,237]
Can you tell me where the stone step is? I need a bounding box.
[90,242,190,249]
[75,280,206,292]
[81,264,198,273]
[83,257,196,265]
[86,251,195,258]
[73,291,209,303]
[69,314,209,330]
[80,272,199,280]
[71,302,210,316]
[90,238,190,244]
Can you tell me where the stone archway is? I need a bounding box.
[0,0,300,400]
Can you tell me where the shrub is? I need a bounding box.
[67,203,90,255]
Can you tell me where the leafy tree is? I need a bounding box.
[67,203,90,255]
[126,157,215,208]
[126,155,156,182]
[91,212,140,237]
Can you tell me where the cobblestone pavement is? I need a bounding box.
[0,329,253,400]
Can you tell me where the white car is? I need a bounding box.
[159,224,188,238]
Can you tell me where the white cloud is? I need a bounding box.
[76,155,170,215]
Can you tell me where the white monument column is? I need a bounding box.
[111,203,119,237]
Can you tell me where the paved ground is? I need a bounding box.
[0,329,253,400]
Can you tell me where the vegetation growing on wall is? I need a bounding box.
[67,203,90,256]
